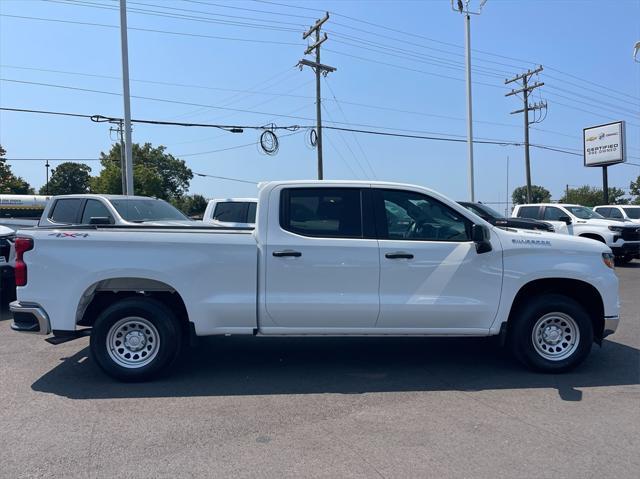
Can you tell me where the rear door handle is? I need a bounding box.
[273,250,302,257]
[385,252,414,259]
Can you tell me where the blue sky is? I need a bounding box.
[1,0,639,208]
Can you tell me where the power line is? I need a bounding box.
[177,130,301,157]
[0,63,521,128]
[0,14,300,46]
[4,106,638,162]
[193,172,258,184]
[324,49,506,90]
[44,0,302,33]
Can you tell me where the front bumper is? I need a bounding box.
[603,315,620,338]
[611,242,640,258]
[9,301,51,335]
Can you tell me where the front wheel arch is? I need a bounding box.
[507,278,605,343]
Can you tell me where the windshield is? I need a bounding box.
[564,206,604,220]
[466,203,505,219]
[110,199,189,222]
[623,208,640,219]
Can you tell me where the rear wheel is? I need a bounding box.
[508,294,593,372]
[90,297,182,381]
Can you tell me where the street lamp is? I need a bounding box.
[450,0,488,202]
[634,41,640,63]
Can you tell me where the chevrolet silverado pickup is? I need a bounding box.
[513,203,640,264]
[11,181,620,381]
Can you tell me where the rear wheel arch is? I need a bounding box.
[76,277,190,334]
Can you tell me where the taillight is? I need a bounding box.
[14,237,34,286]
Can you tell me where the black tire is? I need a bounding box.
[508,294,593,373]
[90,297,182,382]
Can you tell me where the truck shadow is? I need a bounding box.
[0,304,11,322]
[32,336,639,401]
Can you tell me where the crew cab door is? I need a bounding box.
[263,186,379,329]
[541,206,572,235]
[374,188,502,332]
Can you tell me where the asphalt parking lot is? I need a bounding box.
[1,264,638,479]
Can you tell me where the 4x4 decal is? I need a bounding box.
[48,233,89,238]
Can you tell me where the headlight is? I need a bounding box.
[602,252,615,269]
[608,226,624,232]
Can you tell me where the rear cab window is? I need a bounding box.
[280,188,364,238]
[213,202,254,223]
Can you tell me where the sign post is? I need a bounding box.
[583,121,626,204]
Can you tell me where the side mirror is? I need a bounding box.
[89,216,113,225]
[471,224,492,254]
[558,215,572,225]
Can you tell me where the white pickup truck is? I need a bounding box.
[11,181,620,381]
[513,203,640,264]
[37,194,193,227]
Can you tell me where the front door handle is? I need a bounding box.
[385,252,414,259]
[273,250,302,257]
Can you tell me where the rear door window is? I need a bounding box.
[49,198,83,224]
[517,206,540,219]
[280,188,363,238]
[596,207,611,217]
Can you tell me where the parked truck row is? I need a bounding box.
[7,181,622,381]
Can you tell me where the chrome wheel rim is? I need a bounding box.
[106,317,160,369]
[531,312,580,361]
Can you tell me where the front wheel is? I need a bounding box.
[508,294,593,373]
[90,297,182,381]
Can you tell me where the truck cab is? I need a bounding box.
[38,194,192,227]
[594,205,640,225]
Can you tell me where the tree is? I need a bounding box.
[512,185,551,205]
[91,143,192,200]
[172,194,208,218]
[0,145,35,194]
[630,175,640,205]
[39,162,92,195]
[560,185,628,207]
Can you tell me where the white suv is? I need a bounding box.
[593,205,640,225]
[512,203,640,263]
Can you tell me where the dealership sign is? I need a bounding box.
[583,121,626,167]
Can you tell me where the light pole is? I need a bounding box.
[634,41,640,63]
[451,0,487,202]
[119,0,134,195]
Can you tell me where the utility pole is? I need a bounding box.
[119,0,134,195]
[298,12,335,180]
[451,0,488,202]
[110,120,127,194]
[505,155,509,217]
[45,160,50,195]
[505,65,546,203]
